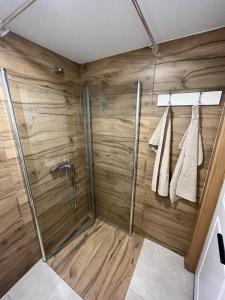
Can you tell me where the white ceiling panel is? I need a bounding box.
[138,0,225,43]
[0,0,225,63]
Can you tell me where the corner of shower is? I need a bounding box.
[0,66,140,261]
[82,81,142,238]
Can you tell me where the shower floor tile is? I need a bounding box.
[2,222,194,300]
[48,219,144,300]
[1,260,82,300]
[125,239,194,300]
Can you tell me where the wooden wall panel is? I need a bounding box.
[82,27,225,256]
[154,28,225,91]
[91,98,137,230]
[0,32,86,296]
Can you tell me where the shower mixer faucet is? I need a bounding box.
[51,160,76,209]
[51,159,73,172]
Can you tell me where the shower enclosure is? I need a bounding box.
[0,67,141,261]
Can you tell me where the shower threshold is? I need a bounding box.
[47,215,95,260]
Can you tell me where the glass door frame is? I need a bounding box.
[129,80,142,236]
[0,67,47,261]
[0,68,96,261]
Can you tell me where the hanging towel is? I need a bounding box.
[170,105,203,203]
[149,107,171,196]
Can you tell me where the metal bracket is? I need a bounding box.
[151,43,160,57]
[0,0,36,38]
[0,22,9,37]
[132,0,160,57]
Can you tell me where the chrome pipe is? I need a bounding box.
[129,80,142,236]
[50,159,76,209]
[65,164,77,210]
[0,68,47,262]
[131,0,160,56]
[0,0,36,29]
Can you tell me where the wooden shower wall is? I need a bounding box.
[85,82,137,231]
[82,27,225,255]
[0,33,88,296]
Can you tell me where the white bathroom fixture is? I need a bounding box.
[157,91,222,106]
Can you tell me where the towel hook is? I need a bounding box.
[198,90,202,105]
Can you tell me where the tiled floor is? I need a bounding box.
[125,239,194,300]
[1,235,194,300]
[1,260,81,300]
[48,219,143,300]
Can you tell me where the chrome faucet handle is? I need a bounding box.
[63,160,74,169]
[50,159,74,173]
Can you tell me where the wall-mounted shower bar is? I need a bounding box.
[0,0,36,37]
[131,0,160,56]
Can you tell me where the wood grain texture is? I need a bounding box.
[0,91,39,297]
[48,219,143,300]
[91,112,136,230]
[185,110,225,272]
[0,32,86,296]
[154,27,225,91]
[6,78,90,256]
[82,27,225,256]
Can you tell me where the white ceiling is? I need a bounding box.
[0,0,225,63]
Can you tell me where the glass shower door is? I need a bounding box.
[89,82,137,232]
[2,70,94,258]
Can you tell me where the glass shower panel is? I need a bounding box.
[6,73,93,258]
[89,83,137,232]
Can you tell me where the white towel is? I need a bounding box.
[149,107,171,197]
[170,105,203,203]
